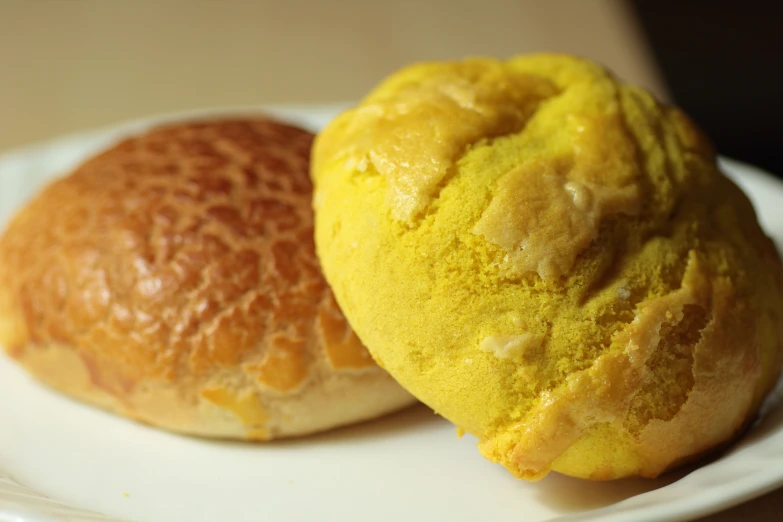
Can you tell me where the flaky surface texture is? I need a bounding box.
[0,118,415,440]
[312,54,783,479]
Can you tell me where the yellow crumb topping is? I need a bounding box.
[312,54,783,480]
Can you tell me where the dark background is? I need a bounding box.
[632,0,783,179]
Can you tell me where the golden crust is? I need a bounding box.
[503,252,764,479]
[0,118,415,439]
[311,54,783,479]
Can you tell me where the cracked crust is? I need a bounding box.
[0,118,415,439]
[312,54,783,479]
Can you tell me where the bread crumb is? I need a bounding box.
[356,157,369,172]
[480,333,541,360]
[456,427,465,438]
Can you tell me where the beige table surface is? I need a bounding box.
[1,1,781,520]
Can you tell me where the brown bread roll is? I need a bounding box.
[0,117,415,439]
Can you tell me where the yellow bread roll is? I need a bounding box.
[311,54,783,480]
[0,118,415,440]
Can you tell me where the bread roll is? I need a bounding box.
[0,117,415,439]
[311,54,783,479]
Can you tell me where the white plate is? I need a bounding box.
[1,106,783,522]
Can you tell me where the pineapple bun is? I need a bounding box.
[311,54,783,480]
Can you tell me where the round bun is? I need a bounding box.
[311,54,783,479]
[0,117,415,439]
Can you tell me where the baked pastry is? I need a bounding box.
[0,118,415,440]
[311,54,783,479]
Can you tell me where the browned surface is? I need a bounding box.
[0,118,413,438]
